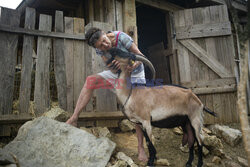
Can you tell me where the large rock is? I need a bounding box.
[119,119,135,132]
[2,117,116,167]
[209,125,242,146]
[203,135,223,150]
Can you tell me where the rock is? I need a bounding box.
[209,125,242,147]
[173,127,183,135]
[115,152,136,166]
[109,160,127,167]
[225,155,233,160]
[212,156,221,164]
[80,127,111,139]
[224,161,242,167]
[1,165,17,167]
[237,157,248,167]
[205,162,215,167]
[2,117,116,167]
[42,106,70,122]
[202,127,212,135]
[0,149,16,165]
[155,158,170,166]
[180,144,189,153]
[203,146,210,156]
[119,119,135,132]
[212,148,225,158]
[203,135,223,150]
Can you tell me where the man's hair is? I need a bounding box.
[85,27,103,47]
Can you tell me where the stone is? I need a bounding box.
[180,144,189,153]
[212,156,221,164]
[212,149,225,158]
[203,146,210,156]
[202,127,212,135]
[2,117,116,167]
[205,162,215,167]
[42,106,70,122]
[80,127,111,138]
[172,127,183,135]
[237,157,248,167]
[109,160,127,167]
[155,158,170,166]
[115,152,136,166]
[224,161,242,167]
[209,125,242,147]
[203,135,223,149]
[0,149,16,165]
[119,119,135,132]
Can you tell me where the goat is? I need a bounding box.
[107,48,216,167]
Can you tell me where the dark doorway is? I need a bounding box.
[136,4,171,84]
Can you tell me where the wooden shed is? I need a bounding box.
[0,0,248,134]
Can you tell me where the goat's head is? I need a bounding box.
[107,48,156,79]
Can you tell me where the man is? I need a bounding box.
[66,27,148,162]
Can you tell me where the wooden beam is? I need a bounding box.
[179,39,234,78]
[135,0,183,12]
[192,84,236,95]
[181,77,236,88]
[176,21,231,39]
[0,112,125,124]
[0,23,85,40]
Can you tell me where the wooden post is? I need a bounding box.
[115,0,123,31]
[53,11,67,111]
[19,8,36,114]
[34,14,52,115]
[123,0,137,44]
[0,7,20,136]
[237,40,250,165]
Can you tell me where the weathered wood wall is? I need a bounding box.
[174,5,238,124]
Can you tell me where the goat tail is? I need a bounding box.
[203,106,217,117]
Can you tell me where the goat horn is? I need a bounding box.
[135,55,156,80]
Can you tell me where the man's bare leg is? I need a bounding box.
[66,75,103,127]
[135,124,148,162]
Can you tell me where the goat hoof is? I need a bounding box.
[197,162,203,167]
[186,163,192,167]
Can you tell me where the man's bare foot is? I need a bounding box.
[66,117,78,127]
[138,148,148,162]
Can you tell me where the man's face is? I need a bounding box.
[94,34,112,51]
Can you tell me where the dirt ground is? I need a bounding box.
[111,123,247,167]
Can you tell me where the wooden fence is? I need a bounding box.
[0,7,123,135]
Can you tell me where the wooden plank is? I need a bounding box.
[64,17,74,112]
[179,39,233,78]
[73,18,85,109]
[203,94,215,124]
[34,14,52,115]
[0,23,85,40]
[19,8,36,114]
[176,21,231,39]
[88,0,94,23]
[115,0,123,31]
[0,112,125,124]
[53,11,67,111]
[135,0,183,12]
[123,0,137,44]
[104,0,115,30]
[181,77,236,88]
[0,7,20,136]
[192,85,236,95]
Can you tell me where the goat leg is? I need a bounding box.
[142,129,156,166]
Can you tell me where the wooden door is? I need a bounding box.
[174,5,238,124]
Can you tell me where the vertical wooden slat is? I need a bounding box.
[0,7,20,136]
[123,0,137,44]
[0,7,20,114]
[53,11,67,111]
[34,14,52,115]
[64,17,74,112]
[115,0,123,31]
[73,18,85,109]
[104,0,115,30]
[19,7,36,113]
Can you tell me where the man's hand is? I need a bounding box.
[107,60,121,73]
[126,61,141,73]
